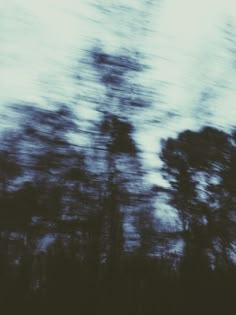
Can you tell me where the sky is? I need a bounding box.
[0,0,236,187]
[137,0,236,183]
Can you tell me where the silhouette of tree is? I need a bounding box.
[89,45,154,273]
[0,130,23,233]
[0,130,21,196]
[12,103,88,221]
[160,126,236,271]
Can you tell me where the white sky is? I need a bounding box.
[0,0,236,185]
[136,0,236,184]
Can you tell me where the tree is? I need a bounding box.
[88,45,154,271]
[160,126,236,271]
[13,103,88,221]
[0,130,21,196]
[0,130,22,230]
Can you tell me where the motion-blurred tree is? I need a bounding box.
[89,45,157,271]
[13,103,88,221]
[0,130,22,230]
[0,130,21,196]
[160,126,236,271]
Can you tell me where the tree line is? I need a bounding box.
[0,46,235,314]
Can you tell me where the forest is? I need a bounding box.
[0,45,236,315]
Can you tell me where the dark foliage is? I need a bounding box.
[0,49,235,314]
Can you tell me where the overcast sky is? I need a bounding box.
[1,0,235,186]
